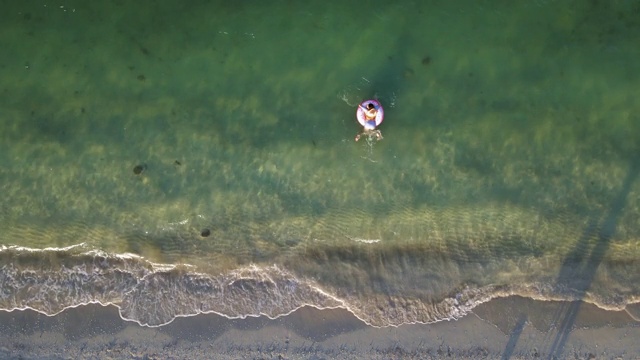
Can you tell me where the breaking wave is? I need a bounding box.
[2,240,639,327]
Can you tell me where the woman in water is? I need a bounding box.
[355,101,383,142]
[362,102,378,120]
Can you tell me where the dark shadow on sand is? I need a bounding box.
[544,161,639,359]
[501,313,528,360]
[496,160,639,359]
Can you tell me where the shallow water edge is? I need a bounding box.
[2,243,639,328]
[1,294,639,359]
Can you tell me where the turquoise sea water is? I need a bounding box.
[1,0,640,327]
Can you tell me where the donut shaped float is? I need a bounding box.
[356,99,384,130]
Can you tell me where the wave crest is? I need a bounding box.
[1,244,637,327]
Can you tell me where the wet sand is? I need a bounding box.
[1,296,638,359]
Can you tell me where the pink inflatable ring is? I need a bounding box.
[355,99,384,142]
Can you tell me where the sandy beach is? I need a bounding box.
[1,296,638,359]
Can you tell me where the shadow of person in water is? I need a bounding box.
[544,161,639,359]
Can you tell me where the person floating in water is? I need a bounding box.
[355,100,384,142]
[363,102,378,120]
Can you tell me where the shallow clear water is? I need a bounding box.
[1,0,640,327]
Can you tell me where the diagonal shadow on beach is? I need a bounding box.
[498,160,638,360]
[542,161,639,359]
[501,313,528,360]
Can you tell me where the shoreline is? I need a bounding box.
[1,296,638,359]
[1,1,640,359]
